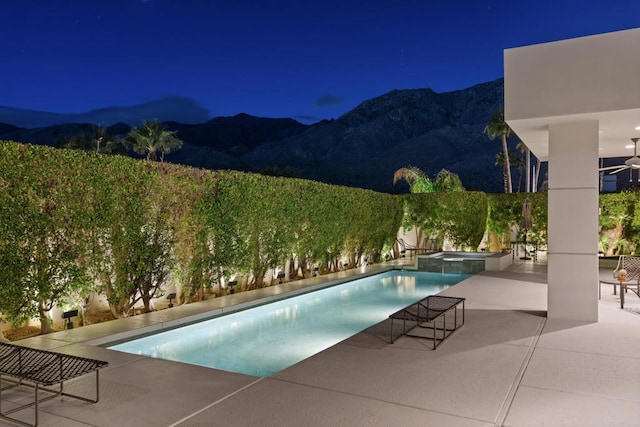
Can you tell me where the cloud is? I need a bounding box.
[315,95,345,107]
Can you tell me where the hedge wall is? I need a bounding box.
[487,192,548,247]
[11,141,640,333]
[403,192,489,250]
[599,191,640,255]
[0,142,403,328]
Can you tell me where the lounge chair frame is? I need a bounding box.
[389,295,465,349]
[0,343,108,427]
[600,255,640,308]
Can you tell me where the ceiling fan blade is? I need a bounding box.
[609,167,628,174]
[599,165,626,171]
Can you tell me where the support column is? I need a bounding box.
[547,120,599,322]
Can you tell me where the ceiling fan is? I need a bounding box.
[599,137,640,174]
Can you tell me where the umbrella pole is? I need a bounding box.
[520,230,532,260]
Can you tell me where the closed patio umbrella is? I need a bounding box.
[520,197,533,260]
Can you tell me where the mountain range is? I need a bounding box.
[0,79,517,193]
[0,96,210,128]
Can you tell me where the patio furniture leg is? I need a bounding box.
[462,300,465,325]
[390,318,394,344]
[432,315,436,348]
[35,384,39,427]
[454,305,458,328]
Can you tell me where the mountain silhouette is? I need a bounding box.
[0,96,211,128]
[0,79,527,193]
[240,79,508,192]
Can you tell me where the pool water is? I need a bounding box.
[109,270,469,377]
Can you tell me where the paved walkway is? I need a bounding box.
[2,257,640,426]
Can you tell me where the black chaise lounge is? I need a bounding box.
[389,295,465,349]
[0,342,108,427]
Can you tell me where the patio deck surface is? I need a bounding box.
[2,255,640,426]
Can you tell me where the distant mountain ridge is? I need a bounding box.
[240,79,506,192]
[166,113,308,154]
[0,79,513,193]
[0,96,211,128]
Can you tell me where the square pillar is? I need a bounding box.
[547,120,599,321]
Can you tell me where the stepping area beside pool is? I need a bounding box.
[3,256,640,426]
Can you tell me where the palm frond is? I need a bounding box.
[393,166,436,193]
[393,166,424,185]
[483,108,512,140]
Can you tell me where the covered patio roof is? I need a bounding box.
[504,27,640,161]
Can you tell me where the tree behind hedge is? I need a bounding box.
[599,191,639,255]
[404,192,488,251]
[0,145,89,332]
[486,192,547,249]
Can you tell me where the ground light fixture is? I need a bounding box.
[166,293,176,308]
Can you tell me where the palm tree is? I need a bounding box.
[494,152,508,192]
[484,109,513,193]
[495,151,521,192]
[533,158,542,192]
[517,139,531,192]
[128,119,183,161]
[433,169,464,192]
[393,166,435,193]
[513,153,524,192]
[393,167,464,193]
[393,167,464,253]
[62,125,124,154]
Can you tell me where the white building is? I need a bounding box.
[504,27,640,321]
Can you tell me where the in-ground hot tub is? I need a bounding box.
[416,251,512,273]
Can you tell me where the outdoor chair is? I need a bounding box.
[613,255,640,292]
[0,343,108,427]
[389,295,465,349]
[605,255,640,308]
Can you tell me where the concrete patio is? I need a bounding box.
[2,257,640,427]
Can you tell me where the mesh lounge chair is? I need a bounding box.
[612,255,640,307]
[0,343,107,427]
[389,295,465,349]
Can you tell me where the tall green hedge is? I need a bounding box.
[0,142,404,328]
[13,140,640,333]
[599,191,640,255]
[487,192,548,247]
[403,192,488,250]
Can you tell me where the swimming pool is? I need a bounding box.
[109,270,469,377]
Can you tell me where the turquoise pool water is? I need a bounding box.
[109,270,469,377]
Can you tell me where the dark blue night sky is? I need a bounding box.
[2,0,639,124]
